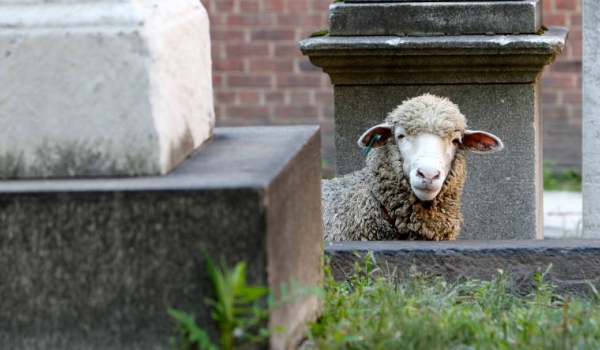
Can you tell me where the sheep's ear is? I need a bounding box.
[463,130,504,154]
[357,124,393,150]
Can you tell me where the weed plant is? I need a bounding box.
[307,255,600,350]
[169,252,320,350]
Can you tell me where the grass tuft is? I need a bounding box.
[306,255,600,350]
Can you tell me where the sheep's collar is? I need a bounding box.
[380,204,409,240]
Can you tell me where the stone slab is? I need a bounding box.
[0,126,323,350]
[300,27,568,84]
[329,1,541,36]
[0,0,214,178]
[583,0,600,238]
[332,84,542,240]
[326,240,600,295]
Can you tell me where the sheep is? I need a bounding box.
[322,94,504,241]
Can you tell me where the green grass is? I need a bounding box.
[543,159,582,192]
[306,256,600,350]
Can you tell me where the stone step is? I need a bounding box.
[329,0,542,36]
[0,126,323,350]
[326,239,600,295]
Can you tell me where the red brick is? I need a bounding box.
[542,105,569,119]
[542,75,574,89]
[215,0,234,11]
[276,74,322,87]
[227,14,274,26]
[543,13,567,26]
[542,91,558,104]
[265,0,284,11]
[322,104,335,119]
[215,59,244,71]
[312,0,332,12]
[556,0,576,10]
[571,13,582,26]
[248,58,294,72]
[227,75,273,87]
[240,0,261,12]
[543,0,552,12]
[226,43,269,57]
[274,43,304,57]
[274,105,319,119]
[211,44,222,60]
[299,59,322,72]
[288,0,311,11]
[549,60,582,73]
[276,14,324,26]
[563,91,582,104]
[265,91,285,102]
[315,90,334,104]
[211,28,245,41]
[216,91,236,103]
[239,91,262,103]
[208,13,226,26]
[212,74,223,88]
[200,0,211,11]
[226,106,270,118]
[250,29,296,41]
[287,90,312,104]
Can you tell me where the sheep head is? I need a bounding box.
[358,94,503,202]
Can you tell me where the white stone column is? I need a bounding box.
[0,0,214,177]
[583,0,600,237]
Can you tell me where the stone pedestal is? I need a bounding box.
[0,0,214,177]
[300,1,567,240]
[326,239,600,295]
[583,0,600,238]
[0,126,323,350]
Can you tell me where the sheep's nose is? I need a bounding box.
[417,168,440,181]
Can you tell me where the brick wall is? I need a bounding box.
[202,0,582,175]
[542,0,582,172]
[200,0,336,175]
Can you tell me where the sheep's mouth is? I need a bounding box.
[412,186,441,202]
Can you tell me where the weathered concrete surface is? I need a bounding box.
[583,0,600,238]
[326,240,600,295]
[300,28,568,84]
[0,0,214,178]
[0,126,323,350]
[329,0,541,36]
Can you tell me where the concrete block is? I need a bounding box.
[0,0,214,178]
[326,240,600,295]
[329,1,542,36]
[0,126,323,350]
[300,28,568,85]
[583,0,600,238]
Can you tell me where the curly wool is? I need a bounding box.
[322,94,468,241]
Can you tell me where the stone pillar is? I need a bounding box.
[0,0,214,177]
[583,0,600,238]
[300,0,567,240]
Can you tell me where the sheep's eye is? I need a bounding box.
[452,138,460,145]
[397,134,405,140]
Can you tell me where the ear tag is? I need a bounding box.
[363,134,381,154]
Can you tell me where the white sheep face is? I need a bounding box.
[359,124,503,202]
[395,125,462,201]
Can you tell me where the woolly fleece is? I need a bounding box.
[322,94,468,241]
